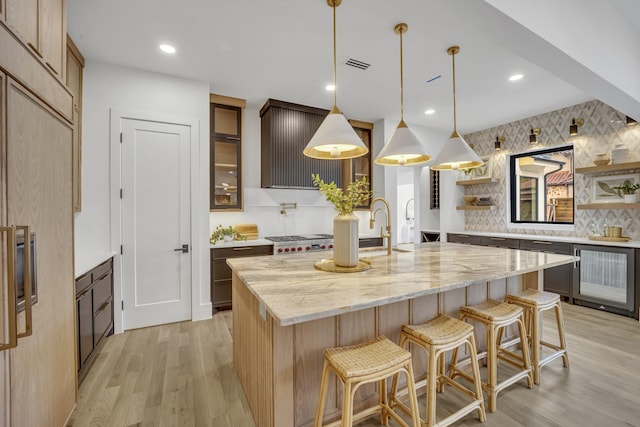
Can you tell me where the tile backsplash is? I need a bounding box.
[462,100,640,240]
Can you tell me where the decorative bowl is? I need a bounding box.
[462,196,477,205]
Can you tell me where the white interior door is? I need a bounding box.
[121,118,191,330]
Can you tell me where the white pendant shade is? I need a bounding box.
[430,131,483,170]
[303,111,369,160]
[374,121,431,166]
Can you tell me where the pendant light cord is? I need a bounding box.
[451,49,457,133]
[399,28,404,121]
[332,3,337,109]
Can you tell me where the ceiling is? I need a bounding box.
[66,0,606,134]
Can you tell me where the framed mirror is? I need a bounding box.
[510,145,574,224]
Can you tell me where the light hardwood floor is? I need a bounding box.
[68,304,640,427]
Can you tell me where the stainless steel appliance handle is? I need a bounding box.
[16,225,32,339]
[0,226,18,351]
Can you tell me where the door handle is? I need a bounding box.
[174,244,189,253]
[0,226,18,351]
[16,225,32,339]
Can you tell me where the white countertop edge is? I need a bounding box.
[232,250,578,327]
[75,252,117,278]
[448,230,640,248]
[210,238,273,248]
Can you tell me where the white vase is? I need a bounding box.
[333,213,359,267]
[623,193,638,204]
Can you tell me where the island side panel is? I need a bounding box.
[232,273,276,427]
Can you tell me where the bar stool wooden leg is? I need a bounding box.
[555,303,569,368]
[531,302,541,384]
[486,323,498,413]
[468,333,487,423]
[426,346,438,427]
[315,360,331,427]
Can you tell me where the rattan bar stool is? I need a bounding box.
[389,315,486,427]
[315,335,421,427]
[455,299,533,413]
[504,289,569,384]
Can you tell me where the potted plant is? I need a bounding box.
[210,225,247,244]
[612,182,640,203]
[312,174,371,268]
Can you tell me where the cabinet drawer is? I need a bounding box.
[212,244,273,259]
[76,272,92,295]
[447,234,486,246]
[92,272,112,312]
[485,236,519,249]
[519,239,572,254]
[93,300,113,346]
[77,293,94,367]
[212,280,232,307]
[92,258,113,280]
[213,259,232,282]
[359,237,383,248]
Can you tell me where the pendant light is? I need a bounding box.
[430,46,482,171]
[374,23,430,166]
[303,0,368,160]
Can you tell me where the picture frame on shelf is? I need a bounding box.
[471,155,493,179]
[591,174,640,203]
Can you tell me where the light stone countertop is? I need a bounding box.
[226,242,577,327]
[447,230,640,249]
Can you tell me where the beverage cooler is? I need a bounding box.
[572,244,636,318]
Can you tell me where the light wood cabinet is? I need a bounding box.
[4,76,75,427]
[5,0,65,78]
[66,35,84,211]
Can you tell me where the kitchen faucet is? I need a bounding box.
[369,197,392,256]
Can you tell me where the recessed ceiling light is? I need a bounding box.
[509,74,523,81]
[325,84,335,91]
[425,109,435,115]
[159,44,176,54]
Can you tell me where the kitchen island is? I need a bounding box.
[228,242,577,427]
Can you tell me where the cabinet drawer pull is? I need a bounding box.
[95,299,111,314]
[77,287,91,299]
[532,240,552,245]
[226,136,240,141]
[45,62,58,75]
[0,227,18,351]
[490,237,506,241]
[16,225,33,339]
[233,247,253,251]
[455,235,469,238]
[28,43,43,58]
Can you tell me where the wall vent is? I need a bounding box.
[344,58,370,70]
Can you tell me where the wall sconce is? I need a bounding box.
[494,136,505,151]
[529,128,541,144]
[569,118,584,136]
[627,116,637,126]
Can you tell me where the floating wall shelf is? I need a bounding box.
[577,203,640,210]
[456,205,495,211]
[575,161,640,175]
[456,178,498,186]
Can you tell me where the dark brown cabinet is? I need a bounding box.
[260,99,341,189]
[343,120,373,209]
[66,35,84,212]
[211,101,243,210]
[211,245,273,311]
[446,233,487,246]
[75,258,114,382]
[359,237,383,248]
[519,239,573,301]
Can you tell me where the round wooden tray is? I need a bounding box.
[314,258,372,273]
[588,236,630,242]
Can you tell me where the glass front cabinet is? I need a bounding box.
[210,98,244,210]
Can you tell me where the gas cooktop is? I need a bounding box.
[265,234,333,242]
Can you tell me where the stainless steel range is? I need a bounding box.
[265,234,333,255]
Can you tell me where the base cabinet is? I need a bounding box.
[76,258,114,382]
[211,245,273,310]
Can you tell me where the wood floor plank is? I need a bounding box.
[68,305,640,427]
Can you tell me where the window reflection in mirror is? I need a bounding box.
[510,146,574,224]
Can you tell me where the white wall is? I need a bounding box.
[75,60,211,327]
